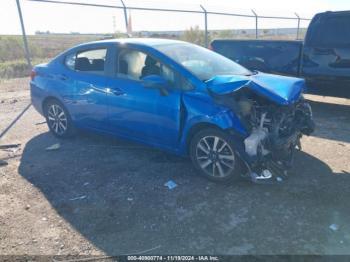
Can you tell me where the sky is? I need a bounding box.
[0,0,349,35]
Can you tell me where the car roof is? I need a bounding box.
[321,10,350,15]
[79,38,187,48]
[315,10,350,18]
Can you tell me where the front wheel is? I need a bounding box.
[44,99,74,138]
[190,128,241,182]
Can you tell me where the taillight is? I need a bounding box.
[208,44,213,50]
[30,69,36,81]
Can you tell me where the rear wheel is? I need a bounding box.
[44,99,74,138]
[190,128,241,182]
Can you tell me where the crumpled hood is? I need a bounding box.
[206,73,306,105]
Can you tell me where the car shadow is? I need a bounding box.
[18,131,350,255]
[307,85,350,99]
[308,100,350,144]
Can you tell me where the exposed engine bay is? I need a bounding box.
[209,86,315,183]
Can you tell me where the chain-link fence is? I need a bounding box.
[11,0,311,77]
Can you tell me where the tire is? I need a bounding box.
[44,99,75,138]
[189,128,241,182]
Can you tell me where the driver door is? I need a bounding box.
[106,47,182,149]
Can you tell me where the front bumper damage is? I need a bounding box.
[206,73,315,183]
[243,130,301,183]
[239,108,315,184]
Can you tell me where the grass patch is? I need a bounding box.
[0,34,105,79]
[0,59,48,79]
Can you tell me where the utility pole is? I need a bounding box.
[295,13,301,40]
[251,9,258,39]
[16,0,32,68]
[200,5,208,48]
[120,0,129,34]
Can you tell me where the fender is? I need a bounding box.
[177,93,248,154]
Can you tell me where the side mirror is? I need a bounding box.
[141,75,169,96]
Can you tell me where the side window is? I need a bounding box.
[66,48,107,74]
[180,76,194,91]
[117,50,147,80]
[65,53,76,70]
[308,15,350,47]
[117,49,175,84]
[161,64,175,83]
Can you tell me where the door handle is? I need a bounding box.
[109,87,125,96]
[59,74,68,81]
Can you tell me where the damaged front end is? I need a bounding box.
[207,73,315,183]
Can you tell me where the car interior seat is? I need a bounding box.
[119,60,129,75]
[75,57,91,71]
[141,56,160,78]
[91,59,105,71]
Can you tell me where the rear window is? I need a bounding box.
[65,48,107,74]
[307,15,350,47]
[211,40,301,75]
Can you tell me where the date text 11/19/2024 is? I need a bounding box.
[127,255,219,261]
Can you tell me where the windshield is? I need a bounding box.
[155,43,251,81]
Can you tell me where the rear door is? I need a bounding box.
[302,13,350,88]
[62,45,111,131]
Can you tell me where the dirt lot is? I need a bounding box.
[0,78,350,255]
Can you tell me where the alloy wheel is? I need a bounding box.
[47,104,68,135]
[195,135,235,178]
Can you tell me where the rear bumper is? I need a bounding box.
[30,82,44,116]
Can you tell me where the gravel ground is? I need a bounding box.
[0,78,350,255]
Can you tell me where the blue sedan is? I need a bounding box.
[30,38,314,183]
